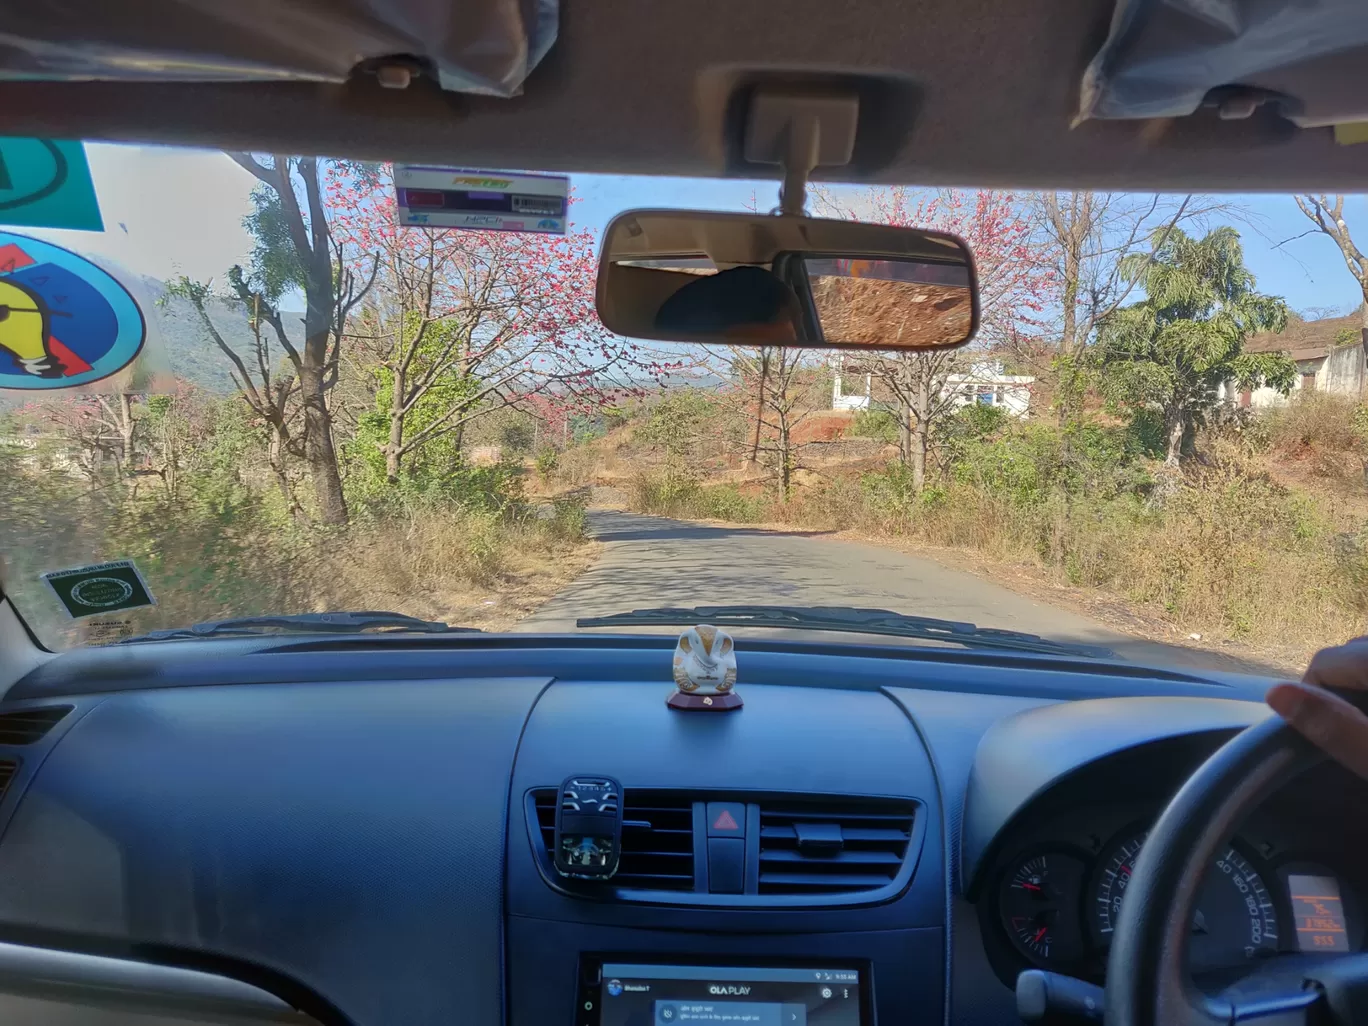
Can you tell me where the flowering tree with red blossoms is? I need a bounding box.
[821,187,1054,489]
[327,166,679,482]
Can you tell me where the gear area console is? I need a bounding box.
[577,958,871,1026]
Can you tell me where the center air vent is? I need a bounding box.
[0,706,72,745]
[0,761,14,801]
[757,801,915,895]
[532,789,695,891]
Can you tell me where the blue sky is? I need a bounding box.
[18,143,1368,321]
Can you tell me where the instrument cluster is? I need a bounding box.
[988,816,1361,982]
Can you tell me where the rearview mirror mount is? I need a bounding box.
[595,209,979,351]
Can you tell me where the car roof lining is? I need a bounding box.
[3,0,1368,191]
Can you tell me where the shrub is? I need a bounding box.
[696,484,766,523]
[535,448,560,478]
[849,407,899,443]
[636,391,718,457]
[630,466,702,517]
[860,463,921,526]
[548,493,589,540]
[1266,392,1365,457]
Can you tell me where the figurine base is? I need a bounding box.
[667,691,743,711]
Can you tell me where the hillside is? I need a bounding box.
[141,278,261,393]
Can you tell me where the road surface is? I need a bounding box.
[516,510,1278,675]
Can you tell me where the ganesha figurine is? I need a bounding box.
[668,624,743,711]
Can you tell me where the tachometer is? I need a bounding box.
[1000,852,1088,966]
[1093,833,1279,972]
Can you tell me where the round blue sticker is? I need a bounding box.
[0,230,145,390]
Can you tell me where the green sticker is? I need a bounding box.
[0,137,104,232]
[41,559,156,619]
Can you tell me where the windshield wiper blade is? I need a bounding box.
[117,611,482,644]
[576,605,1113,659]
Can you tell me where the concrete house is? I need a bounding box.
[1233,312,1366,407]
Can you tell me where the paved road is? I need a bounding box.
[516,510,1278,675]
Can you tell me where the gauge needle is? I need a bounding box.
[1034,927,1048,943]
[1020,882,1042,891]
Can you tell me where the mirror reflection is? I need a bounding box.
[597,210,979,350]
[805,257,974,349]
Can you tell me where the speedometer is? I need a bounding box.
[1093,832,1279,972]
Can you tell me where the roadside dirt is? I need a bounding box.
[369,539,603,633]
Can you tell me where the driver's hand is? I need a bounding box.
[1267,638,1368,779]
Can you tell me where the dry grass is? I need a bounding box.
[8,488,598,647]
[1266,392,1365,458]
[324,508,600,630]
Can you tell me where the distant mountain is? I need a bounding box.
[142,278,260,394]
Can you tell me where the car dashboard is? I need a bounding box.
[0,633,1358,1026]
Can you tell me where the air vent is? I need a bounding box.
[532,789,695,891]
[758,801,915,895]
[0,761,14,800]
[0,706,72,745]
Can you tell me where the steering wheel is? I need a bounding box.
[1105,714,1368,1026]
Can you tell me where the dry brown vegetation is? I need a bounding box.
[1,414,597,648]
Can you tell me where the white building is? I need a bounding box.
[1233,313,1365,408]
[944,361,1034,417]
[830,357,1033,416]
[831,366,872,410]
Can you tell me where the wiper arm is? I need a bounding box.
[117,611,482,644]
[576,605,1113,659]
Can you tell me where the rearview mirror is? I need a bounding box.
[596,210,979,350]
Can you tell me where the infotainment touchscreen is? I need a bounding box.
[581,960,869,1026]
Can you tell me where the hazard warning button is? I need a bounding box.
[706,802,746,838]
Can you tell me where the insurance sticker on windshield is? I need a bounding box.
[41,559,156,619]
[394,166,568,234]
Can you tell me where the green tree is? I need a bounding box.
[1095,226,1294,465]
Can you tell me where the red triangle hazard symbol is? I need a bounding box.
[712,809,739,832]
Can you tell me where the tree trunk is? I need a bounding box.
[300,360,348,524]
[1163,405,1185,466]
[386,368,405,483]
[118,392,135,471]
[911,371,930,492]
[779,420,793,501]
[267,430,301,520]
[1060,250,1080,357]
[749,349,770,467]
[898,395,914,466]
[1360,304,1368,401]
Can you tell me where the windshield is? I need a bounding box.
[0,141,1360,676]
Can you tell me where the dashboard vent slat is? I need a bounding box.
[532,789,695,891]
[757,800,915,896]
[0,706,72,745]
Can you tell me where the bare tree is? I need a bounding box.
[88,392,138,475]
[223,154,377,525]
[169,280,307,516]
[1293,196,1368,306]
[1293,195,1368,335]
[887,351,963,490]
[727,347,824,499]
[815,186,1050,491]
[746,347,772,466]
